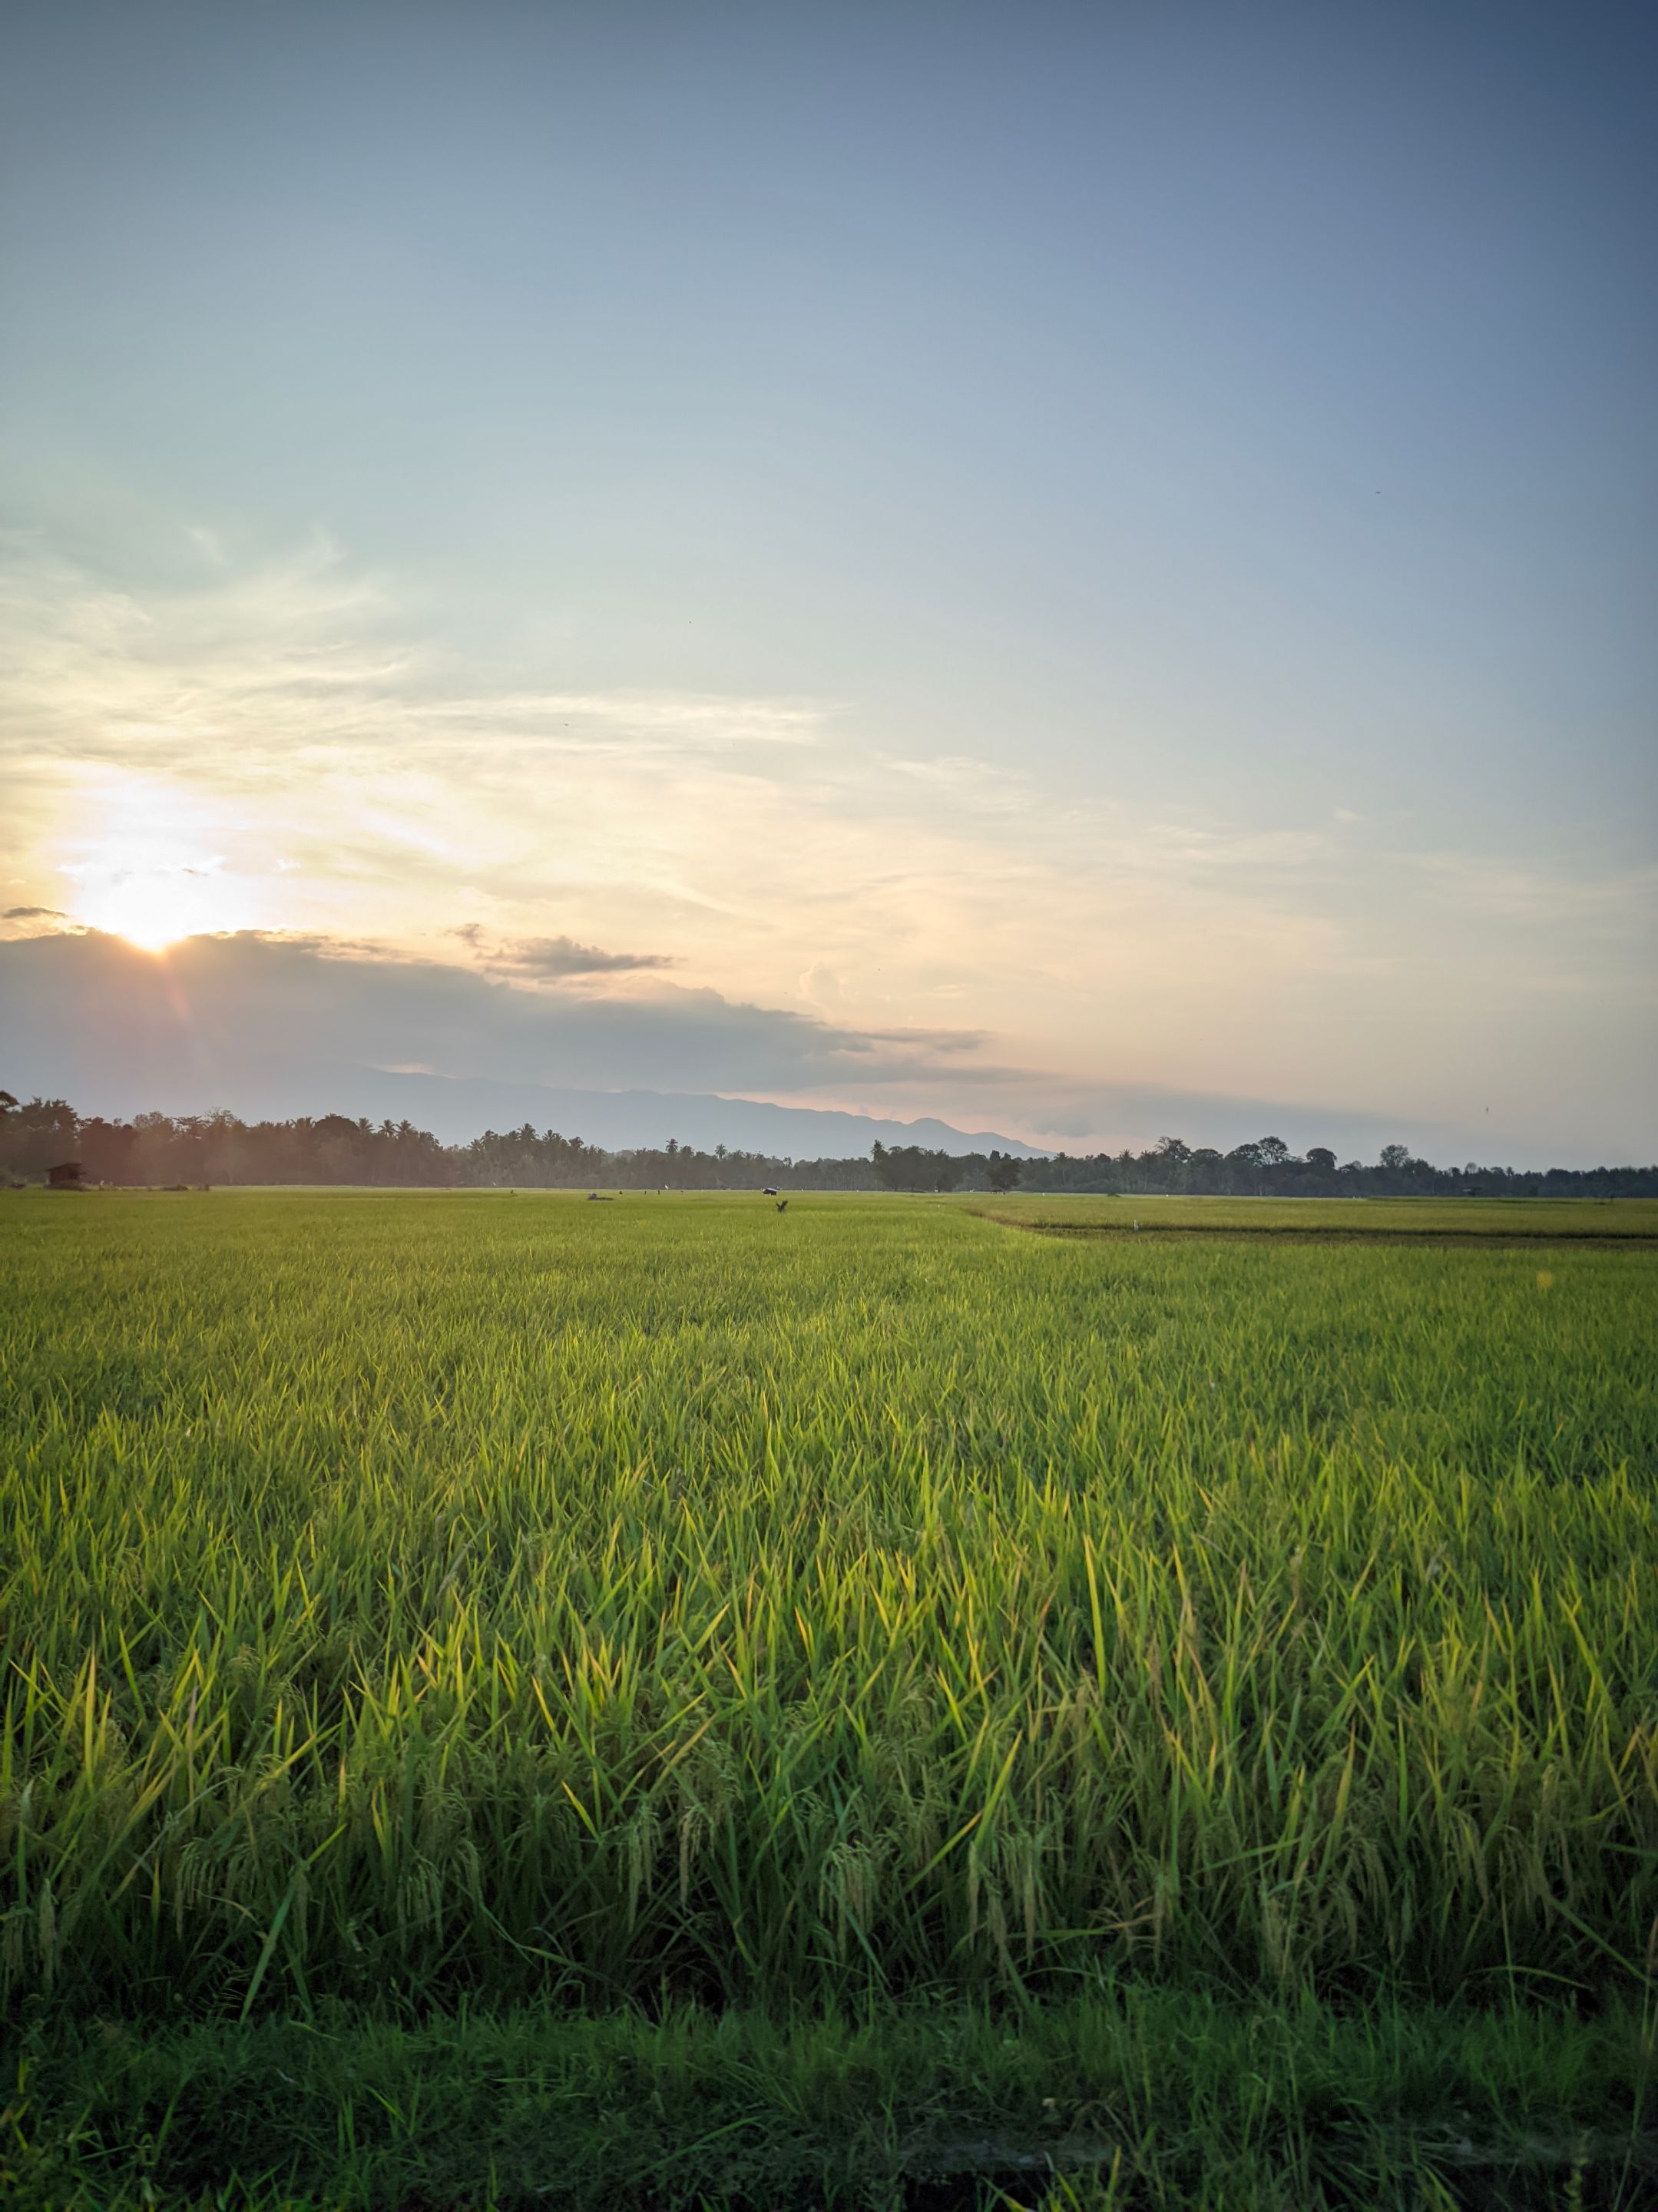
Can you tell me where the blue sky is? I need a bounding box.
[2,1,1653,1161]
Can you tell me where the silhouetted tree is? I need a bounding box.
[871,1141,969,1193]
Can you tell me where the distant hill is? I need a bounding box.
[223,1067,1047,1158]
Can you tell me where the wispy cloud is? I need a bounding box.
[1411,849,1658,935]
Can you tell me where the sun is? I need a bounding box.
[56,780,269,950]
[88,875,200,949]
[77,865,245,951]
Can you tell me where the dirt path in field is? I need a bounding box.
[973,1212,1658,1250]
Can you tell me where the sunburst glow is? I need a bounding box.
[76,868,233,950]
[58,782,264,951]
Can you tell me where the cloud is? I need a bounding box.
[0,928,998,1108]
[480,932,676,979]
[0,926,1614,1167]
[2,535,1651,1164]
[3,905,67,922]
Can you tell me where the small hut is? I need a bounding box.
[48,1161,86,1191]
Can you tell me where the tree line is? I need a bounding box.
[1029,1133,1657,1199]
[2,1091,1653,1197]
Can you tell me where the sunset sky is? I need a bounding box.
[2,2,1653,1162]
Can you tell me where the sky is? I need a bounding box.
[2,0,1653,1164]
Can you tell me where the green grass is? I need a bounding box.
[2,1189,1656,2203]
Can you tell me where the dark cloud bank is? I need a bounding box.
[0,930,1034,1154]
[0,929,1590,1164]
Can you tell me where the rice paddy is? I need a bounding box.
[2,1187,1656,2206]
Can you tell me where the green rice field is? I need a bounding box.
[2,1188,1656,2207]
